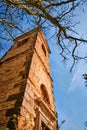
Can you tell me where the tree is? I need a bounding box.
[59,120,66,129]
[83,73,87,87]
[0,0,87,70]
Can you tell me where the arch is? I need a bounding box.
[40,84,50,104]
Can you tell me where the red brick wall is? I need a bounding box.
[0,31,37,129]
[0,29,57,130]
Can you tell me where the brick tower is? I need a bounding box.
[0,28,58,130]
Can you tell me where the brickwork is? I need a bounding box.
[0,28,58,130]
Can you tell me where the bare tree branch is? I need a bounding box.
[0,0,87,70]
[45,0,76,9]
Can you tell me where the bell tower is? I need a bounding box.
[0,28,58,130]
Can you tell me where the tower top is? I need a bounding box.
[0,28,51,64]
[14,28,51,54]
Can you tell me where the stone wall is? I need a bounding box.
[0,31,37,129]
[0,29,58,130]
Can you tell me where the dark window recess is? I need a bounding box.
[42,44,46,56]
[41,84,50,104]
[41,122,50,130]
[17,38,29,47]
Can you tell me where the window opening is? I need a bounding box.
[17,38,29,47]
[42,44,46,56]
[41,122,50,130]
[40,84,50,104]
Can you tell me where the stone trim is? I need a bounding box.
[34,107,54,130]
[35,97,56,120]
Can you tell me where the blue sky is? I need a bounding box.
[50,45,87,130]
[48,8,87,130]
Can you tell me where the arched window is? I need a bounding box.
[40,84,50,104]
[42,44,46,56]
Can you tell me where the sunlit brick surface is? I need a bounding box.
[0,28,58,130]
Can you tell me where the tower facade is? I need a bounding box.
[0,28,58,130]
